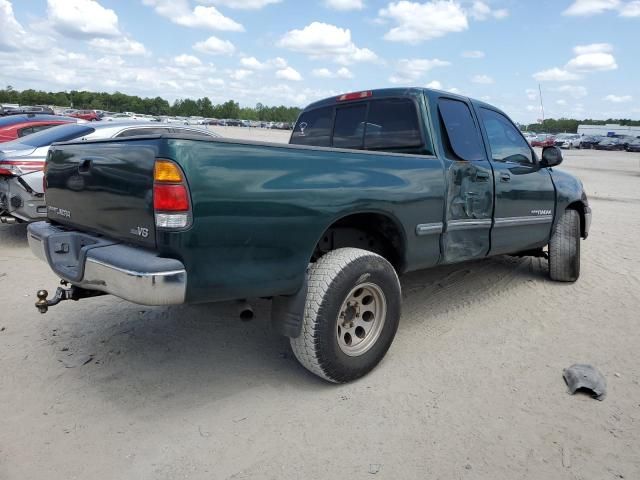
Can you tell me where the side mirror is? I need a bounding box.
[541,146,563,168]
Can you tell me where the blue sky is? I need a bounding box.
[1,0,639,122]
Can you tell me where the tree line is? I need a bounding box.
[0,86,302,123]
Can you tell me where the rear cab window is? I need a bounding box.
[290,96,431,155]
[437,98,485,161]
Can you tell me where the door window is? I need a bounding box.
[115,127,172,137]
[438,98,485,161]
[480,108,533,164]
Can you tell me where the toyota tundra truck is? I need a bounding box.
[28,88,591,383]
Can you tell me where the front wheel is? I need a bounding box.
[290,248,401,383]
[548,209,581,282]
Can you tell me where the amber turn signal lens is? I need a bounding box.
[154,160,183,182]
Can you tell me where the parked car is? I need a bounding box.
[613,135,636,148]
[579,136,602,149]
[0,122,219,224]
[625,138,640,152]
[0,114,80,143]
[522,132,537,144]
[69,110,100,121]
[1,105,55,116]
[28,88,591,383]
[531,134,555,147]
[554,134,581,149]
[594,138,625,151]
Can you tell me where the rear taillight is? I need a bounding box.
[153,159,190,229]
[0,160,45,176]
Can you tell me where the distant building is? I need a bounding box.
[577,124,640,137]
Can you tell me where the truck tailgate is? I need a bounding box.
[45,139,158,248]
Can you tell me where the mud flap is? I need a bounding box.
[271,276,308,338]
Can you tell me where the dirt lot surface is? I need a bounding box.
[1,134,639,479]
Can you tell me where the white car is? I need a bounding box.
[554,134,582,149]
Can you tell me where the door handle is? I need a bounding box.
[500,173,511,182]
[475,171,490,182]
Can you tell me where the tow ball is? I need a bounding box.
[35,283,105,314]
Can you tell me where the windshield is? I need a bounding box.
[14,123,95,147]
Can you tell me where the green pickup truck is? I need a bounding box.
[29,88,591,382]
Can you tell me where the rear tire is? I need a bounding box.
[549,209,581,282]
[290,248,401,383]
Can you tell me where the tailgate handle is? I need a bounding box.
[78,159,92,174]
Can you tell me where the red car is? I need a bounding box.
[0,114,78,143]
[531,134,556,147]
[69,110,100,121]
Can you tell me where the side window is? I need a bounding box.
[290,106,333,147]
[17,127,33,137]
[332,104,366,149]
[115,127,171,138]
[480,108,533,164]
[365,99,424,152]
[438,98,484,161]
[31,124,55,134]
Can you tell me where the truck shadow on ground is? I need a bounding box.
[41,254,555,410]
[0,223,28,248]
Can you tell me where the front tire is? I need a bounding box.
[549,209,581,282]
[290,248,401,383]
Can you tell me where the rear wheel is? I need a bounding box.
[549,209,581,282]
[290,248,401,383]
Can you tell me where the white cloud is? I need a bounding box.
[193,36,235,55]
[276,66,303,81]
[89,37,147,55]
[619,0,640,16]
[47,0,120,38]
[573,43,612,55]
[462,50,485,59]
[472,74,494,84]
[533,67,582,82]
[556,99,567,105]
[566,52,617,72]
[447,87,462,94]
[337,67,354,78]
[425,80,443,89]
[525,88,538,101]
[277,22,377,65]
[553,85,588,99]
[469,1,509,20]
[0,0,27,50]
[563,0,620,15]
[389,58,450,83]
[312,68,333,78]
[174,54,202,67]
[378,1,469,43]
[201,0,282,9]
[324,0,365,10]
[229,69,253,81]
[240,56,267,69]
[603,94,633,103]
[143,0,244,31]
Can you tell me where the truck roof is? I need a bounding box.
[302,87,471,110]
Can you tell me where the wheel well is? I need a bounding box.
[567,201,586,238]
[312,213,406,272]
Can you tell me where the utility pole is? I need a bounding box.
[538,83,546,129]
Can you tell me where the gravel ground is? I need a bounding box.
[1,135,639,479]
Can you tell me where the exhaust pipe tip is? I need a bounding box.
[237,299,254,321]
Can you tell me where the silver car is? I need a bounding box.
[0,122,220,223]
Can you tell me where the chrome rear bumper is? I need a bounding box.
[28,222,186,305]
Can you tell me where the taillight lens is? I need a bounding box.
[153,184,189,211]
[153,159,190,229]
[0,160,45,176]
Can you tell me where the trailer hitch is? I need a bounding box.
[35,283,105,314]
